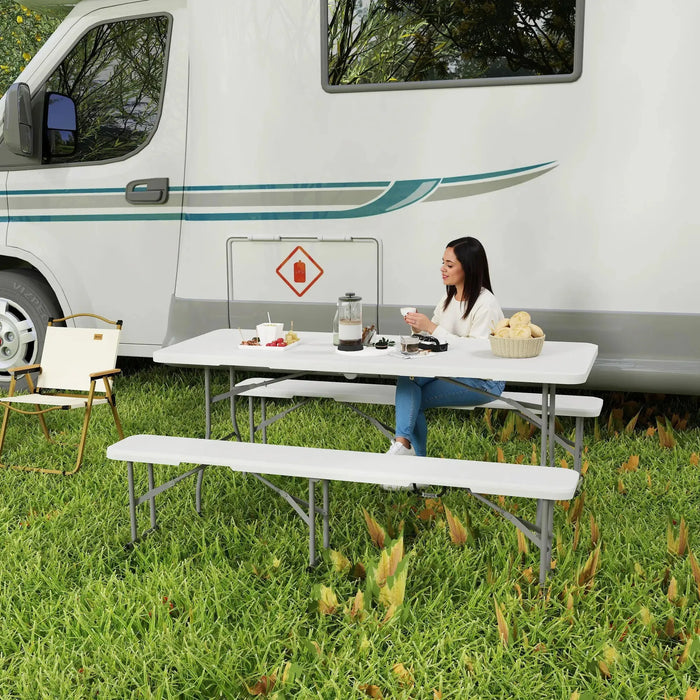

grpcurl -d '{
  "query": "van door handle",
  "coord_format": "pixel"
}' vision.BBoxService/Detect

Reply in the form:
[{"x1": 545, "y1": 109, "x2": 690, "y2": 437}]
[{"x1": 126, "y1": 178, "x2": 169, "y2": 204}]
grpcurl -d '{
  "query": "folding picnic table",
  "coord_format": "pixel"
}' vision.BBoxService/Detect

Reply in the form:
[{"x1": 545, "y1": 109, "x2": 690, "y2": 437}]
[
  {"x1": 153, "y1": 329, "x2": 598, "y2": 468},
  {"x1": 142, "y1": 330, "x2": 598, "y2": 576}
]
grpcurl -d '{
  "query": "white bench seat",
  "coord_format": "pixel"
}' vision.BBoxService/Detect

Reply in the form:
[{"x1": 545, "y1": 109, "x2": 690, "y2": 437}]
[
  {"x1": 235, "y1": 378, "x2": 603, "y2": 418},
  {"x1": 233, "y1": 378, "x2": 602, "y2": 471},
  {"x1": 107, "y1": 434, "x2": 580, "y2": 585}
]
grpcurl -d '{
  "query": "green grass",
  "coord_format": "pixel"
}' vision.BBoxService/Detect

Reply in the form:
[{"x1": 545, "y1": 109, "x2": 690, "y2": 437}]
[{"x1": 0, "y1": 361, "x2": 699, "y2": 699}]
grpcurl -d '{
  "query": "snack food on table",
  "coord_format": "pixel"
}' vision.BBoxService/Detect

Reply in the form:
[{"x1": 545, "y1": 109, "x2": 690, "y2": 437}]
[
  {"x1": 491, "y1": 311, "x2": 545, "y2": 339},
  {"x1": 240, "y1": 337, "x2": 261, "y2": 346},
  {"x1": 489, "y1": 311, "x2": 546, "y2": 358}
]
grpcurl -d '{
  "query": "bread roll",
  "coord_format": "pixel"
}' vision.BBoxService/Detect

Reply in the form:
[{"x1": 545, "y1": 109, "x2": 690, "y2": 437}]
[
  {"x1": 510, "y1": 311, "x2": 531, "y2": 327},
  {"x1": 510, "y1": 325, "x2": 532, "y2": 338}
]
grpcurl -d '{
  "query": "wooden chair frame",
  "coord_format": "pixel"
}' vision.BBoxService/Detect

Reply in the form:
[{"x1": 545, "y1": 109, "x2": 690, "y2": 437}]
[{"x1": 0, "y1": 313, "x2": 125, "y2": 475}]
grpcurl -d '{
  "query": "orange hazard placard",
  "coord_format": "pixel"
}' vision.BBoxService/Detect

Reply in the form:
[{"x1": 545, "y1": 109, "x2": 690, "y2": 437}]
[{"x1": 276, "y1": 246, "x2": 323, "y2": 297}]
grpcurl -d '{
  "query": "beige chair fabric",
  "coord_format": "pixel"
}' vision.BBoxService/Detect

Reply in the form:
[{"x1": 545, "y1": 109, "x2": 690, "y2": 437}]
[{"x1": 0, "y1": 313, "x2": 125, "y2": 475}]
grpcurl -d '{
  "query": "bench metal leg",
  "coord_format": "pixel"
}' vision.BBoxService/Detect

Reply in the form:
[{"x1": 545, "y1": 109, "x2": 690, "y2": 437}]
[
  {"x1": 538, "y1": 499, "x2": 554, "y2": 586},
  {"x1": 125, "y1": 462, "x2": 206, "y2": 546},
  {"x1": 470, "y1": 490, "x2": 555, "y2": 587},
  {"x1": 195, "y1": 469, "x2": 204, "y2": 514},
  {"x1": 308, "y1": 478, "x2": 330, "y2": 567}
]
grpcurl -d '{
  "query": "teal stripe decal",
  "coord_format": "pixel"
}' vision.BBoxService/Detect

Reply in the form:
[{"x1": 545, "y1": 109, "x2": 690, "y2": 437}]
[
  {"x1": 7, "y1": 181, "x2": 391, "y2": 196},
  {"x1": 4, "y1": 214, "x2": 182, "y2": 222},
  {"x1": 440, "y1": 161, "x2": 555, "y2": 184},
  {"x1": 183, "y1": 179, "x2": 439, "y2": 221},
  {"x1": 3, "y1": 163, "x2": 554, "y2": 222},
  {"x1": 182, "y1": 181, "x2": 390, "y2": 191}
]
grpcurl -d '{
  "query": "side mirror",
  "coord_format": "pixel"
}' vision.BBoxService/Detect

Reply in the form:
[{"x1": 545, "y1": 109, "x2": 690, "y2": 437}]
[
  {"x1": 3, "y1": 83, "x2": 34, "y2": 156},
  {"x1": 45, "y1": 92, "x2": 77, "y2": 158}
]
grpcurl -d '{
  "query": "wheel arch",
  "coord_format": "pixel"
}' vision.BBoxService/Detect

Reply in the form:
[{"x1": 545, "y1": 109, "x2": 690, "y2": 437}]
[{"x1": 0, "y1": 252, "x2": 69, "y2": 318}]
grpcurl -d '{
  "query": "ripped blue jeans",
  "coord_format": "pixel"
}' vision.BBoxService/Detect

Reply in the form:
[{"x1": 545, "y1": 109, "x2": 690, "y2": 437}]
[{"x1": 394, "y1": 376, "x2": 505, "y2": 457}]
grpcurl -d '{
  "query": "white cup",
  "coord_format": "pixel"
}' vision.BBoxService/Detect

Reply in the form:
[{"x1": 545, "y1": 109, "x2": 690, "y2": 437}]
[
  {"x1": 400, "y1": 306, "x2": 416, "y2": 317},
  {"x1": 256, "y1": 322, "x2": 284, "y2": 345}
]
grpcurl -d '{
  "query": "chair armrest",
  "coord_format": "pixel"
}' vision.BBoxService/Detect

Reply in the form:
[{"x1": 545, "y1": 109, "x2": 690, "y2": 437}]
[
  {"x1": 90, "y1": 368, "x2": 122, "y2": 380},
  {"x1": 8, "y1": 364, "x2": 41, "y2": 376}
]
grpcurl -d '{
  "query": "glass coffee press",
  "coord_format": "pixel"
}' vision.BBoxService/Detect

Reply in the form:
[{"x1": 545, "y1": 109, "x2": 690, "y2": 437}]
[{"x1": 335, "y1": 292, "x2": 363, "y2": 351}]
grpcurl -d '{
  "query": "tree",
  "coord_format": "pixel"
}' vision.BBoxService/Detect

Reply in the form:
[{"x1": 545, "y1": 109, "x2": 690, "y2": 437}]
[
  {"x1": 327, "y1": 0, "x2": 577, "y2": 86},
  {"x1": 0, "y1": 2, "x2": 66, "y2": 96}
]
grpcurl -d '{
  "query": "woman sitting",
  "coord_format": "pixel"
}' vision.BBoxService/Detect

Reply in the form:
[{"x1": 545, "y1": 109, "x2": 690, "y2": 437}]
[{"x1": 387, "y1": 236, "x2": 505, "y2": 458}]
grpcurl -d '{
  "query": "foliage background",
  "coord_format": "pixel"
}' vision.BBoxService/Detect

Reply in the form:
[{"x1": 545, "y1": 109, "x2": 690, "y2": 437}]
[{"x1": 0, "y1": 2, "x2": 66, "y2": 96}]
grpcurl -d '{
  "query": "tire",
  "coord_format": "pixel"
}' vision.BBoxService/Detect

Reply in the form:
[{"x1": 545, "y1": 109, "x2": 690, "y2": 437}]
[{"x1": 0, "y1": 269, "x2": 63, "y2": 389}]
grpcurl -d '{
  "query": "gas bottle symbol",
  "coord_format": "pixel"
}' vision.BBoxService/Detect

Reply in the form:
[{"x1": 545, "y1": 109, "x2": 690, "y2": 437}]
[{"x1": 293, "y1": 260, "x2": 306, "y2": 283}]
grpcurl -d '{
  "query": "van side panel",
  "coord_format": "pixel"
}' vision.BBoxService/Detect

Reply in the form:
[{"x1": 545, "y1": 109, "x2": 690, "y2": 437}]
[{"x1": 175, "y1": 0, "x2": 699, "y2": 391}]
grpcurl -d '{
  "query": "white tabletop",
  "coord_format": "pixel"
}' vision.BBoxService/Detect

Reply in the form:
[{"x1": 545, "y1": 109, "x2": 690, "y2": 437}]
[{"x1": 154, "y1": 330, "x2": 598, "y2": 385}]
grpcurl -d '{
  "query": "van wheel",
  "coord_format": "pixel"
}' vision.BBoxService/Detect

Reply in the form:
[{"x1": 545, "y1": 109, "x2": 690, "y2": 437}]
[{"x1": 0, "y1": 270, "x2": 62, "y2": 389}]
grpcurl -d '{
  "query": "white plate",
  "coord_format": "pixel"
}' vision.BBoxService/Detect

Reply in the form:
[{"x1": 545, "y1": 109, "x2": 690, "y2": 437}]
[{"x1": 239, "y1": 339, "x2": 301, "y2": 351}]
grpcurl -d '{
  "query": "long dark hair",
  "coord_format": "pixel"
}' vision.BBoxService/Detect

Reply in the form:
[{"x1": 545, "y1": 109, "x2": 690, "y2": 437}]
[{"x1": 442, "y1": 236, "x2": 494, "y2": 319}]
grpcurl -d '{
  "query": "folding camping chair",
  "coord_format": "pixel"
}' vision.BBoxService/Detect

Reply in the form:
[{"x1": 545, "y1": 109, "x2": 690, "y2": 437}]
[{"x1": 0, "y1": 313, "x2": 124, "y2": 475}]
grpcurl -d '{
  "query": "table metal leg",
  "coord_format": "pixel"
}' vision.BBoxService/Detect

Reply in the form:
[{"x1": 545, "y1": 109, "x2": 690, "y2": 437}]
[
  {"x1": 148, "y1": 463, "x2": 157, "y2": 531},
  {"x1": 230, "y1": 368, "x2": 241, "y2": 441},
  {"x1": 540, "y1": 385, "x2": 548, "y2": 467},
  {"x1": 261, "y1": 398, "x2": 267, "y2": 444},
  {"x1": 249, "y1": 396, "x2": 255, "y2": 443},
  {"x1": 204, "y1": 367, "x2": 212, "y2": 439},
  {"x1": 127, "y1": 461, "x2": 137, "y2": 543},
  {"x1": 548, "y1": 384, "x2": 557, "y2": 467},
  {"x1": 322, "y1": 480, "x2": 330, "y2": 549},
  {"x1": 574, "y1": 416, "x2": 583, "y2": 473},
  {"x1": 309, "y1": 479, "x2": 317, "y2": 567}
]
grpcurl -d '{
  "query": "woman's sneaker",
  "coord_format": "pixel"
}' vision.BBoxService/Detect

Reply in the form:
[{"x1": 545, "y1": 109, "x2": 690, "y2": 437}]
[
  {"x1": 386, "y1": 440, "x2": 416, "y2": 456},
  {"x1": 383, "y1": 441, "x2": 417, "y2": 490}
]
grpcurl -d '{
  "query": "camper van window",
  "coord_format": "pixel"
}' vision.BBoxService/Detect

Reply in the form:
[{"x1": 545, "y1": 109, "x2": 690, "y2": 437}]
[
  {"x1": 325, "y1": 0, "x2": 582, "y2": 90},
  {"x1": 44, "y1": 15, "x2": 170, "y2": 163}
]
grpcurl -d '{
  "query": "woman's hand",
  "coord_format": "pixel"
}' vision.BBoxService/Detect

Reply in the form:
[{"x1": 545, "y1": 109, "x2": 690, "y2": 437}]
[{"x1": 404, "y1": 311, "x2": 436, "y2": 334}]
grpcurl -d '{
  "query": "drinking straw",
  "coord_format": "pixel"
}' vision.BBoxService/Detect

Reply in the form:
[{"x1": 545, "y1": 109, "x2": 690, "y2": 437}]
[{"x1": 267, "y1": 312, "x2": 271, "y2": 323}]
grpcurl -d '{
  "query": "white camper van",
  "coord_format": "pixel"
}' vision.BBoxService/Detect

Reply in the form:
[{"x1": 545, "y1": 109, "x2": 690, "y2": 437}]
[{"x1": 0, "y1": 0, "x2": 698, "y2": 394}]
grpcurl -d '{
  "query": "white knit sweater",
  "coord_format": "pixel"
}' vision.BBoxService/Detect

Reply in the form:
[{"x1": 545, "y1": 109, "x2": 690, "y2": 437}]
[{"x1": 430, "y1": 288, "x2": 504, "y2": 342}]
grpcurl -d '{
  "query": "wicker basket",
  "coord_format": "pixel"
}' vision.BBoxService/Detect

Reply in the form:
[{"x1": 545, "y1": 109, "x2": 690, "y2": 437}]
[{"x1": 489, "y1": 334, "x2": 545, "y2": 358}]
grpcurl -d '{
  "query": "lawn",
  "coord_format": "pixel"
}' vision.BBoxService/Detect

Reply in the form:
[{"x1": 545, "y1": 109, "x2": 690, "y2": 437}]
[{"x1": 0, "y1": 360, "x2": 698, "y2": 699}]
